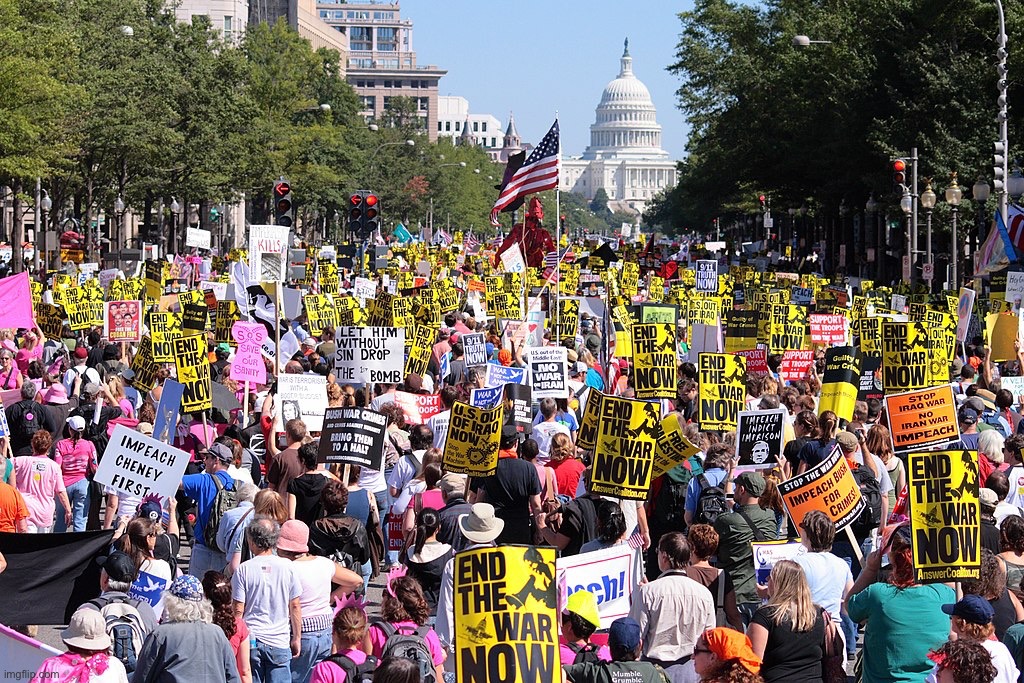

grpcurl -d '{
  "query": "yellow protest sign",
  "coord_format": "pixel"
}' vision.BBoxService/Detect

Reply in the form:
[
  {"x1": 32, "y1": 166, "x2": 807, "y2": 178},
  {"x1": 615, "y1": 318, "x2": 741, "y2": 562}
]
[
  {"x1": 485, "y1": 274, "x2": 523, "y2": 319},
  {"x1": 725, "y1": 310, "x2": 758, "y2": 353},
  {"x1": 558, "y1": 298, "x2": 579, "y2": 343},
  {"x1": 909, "y1": 449, "x2": 981, "y2": 583},
  {"x1": 576, "y1": 390, "x2": 603, "y2": 452},
  {"x1": 319, "y1": 259, "x2": 340, "y2": 296},
  {"x1": 147, "y1": 311, "x2": 181, "y2": 363},
  {"x1": 215, "y1": 301, "x2": 240, "y2": 345},
  {"x1": 631, "y1": 323, "x2": 676, "y2": 400},
  {"x1": 404, "y1": 324, "x2": 435, "y2": 378},
  {"x1": 129, "y1": 336, "x2": 159, "y2": 393},
  {"x1": 769, "y1": 303, "x2": 807, "y2": 354},
  {"x1": 443, "y1": 402, "x2": 502, "y2": 476},
  {"x1": 688, "y1": 296, "x2": 720, "y2": 327},
  {"x1": 818, "y1": 346, "x2": 861, "y2": 423},
  {"x1": 305, "y1": 294, "x2": 337, "y2": 337},
  {"x1": 173, "y1": 334, "x2": 212, "y2": 413},
  {"x1": 698, "y1": 353, "x2": 746, "y2": 431},
  {"x1": 590, "y1": 396, "x2": 659, "y2": 500},
  {"x1": 881, "y1": 321, "x2": 931, "y2": 393},
  {"x1": 653, "y1": 414, "x2": 700, "y2": 479},
  {"x1": 453, "y1": 546, "x2": 558, "y2": 683}
]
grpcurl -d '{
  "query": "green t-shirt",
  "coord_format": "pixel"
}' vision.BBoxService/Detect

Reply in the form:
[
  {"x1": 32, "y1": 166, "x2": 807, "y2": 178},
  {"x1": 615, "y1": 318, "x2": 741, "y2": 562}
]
[
  {"x1": 713, "y1": 504, "x2": 779, "y2": 604},
  {"x1": 847, "y1": 582, "x2": 954, "y2": 683},
  {"x1": 564, "y1": 661, "x2": 669, "y2": 683}
]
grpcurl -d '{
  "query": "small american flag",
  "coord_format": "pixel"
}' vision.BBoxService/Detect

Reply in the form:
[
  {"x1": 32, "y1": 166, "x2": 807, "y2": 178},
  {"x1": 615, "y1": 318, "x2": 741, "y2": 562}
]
[
  {"x1": 627, "y1": 529, "x2": 646, "y2": 550},
  {"x1": 464, "y1": 232, "x2": 481, "y2": 253},
  {"x1": 435, "y1": 228, "x2": 453, "y2": 247},
  {"x1": 543, "y1": 247, "x2": 576, "y2": 269},
  {"x1": 491, "y1": 232, "x2": 504, "y2": 249},
  {"x1": 490, "y1": 120, "x2": 560, "y2": 226}
]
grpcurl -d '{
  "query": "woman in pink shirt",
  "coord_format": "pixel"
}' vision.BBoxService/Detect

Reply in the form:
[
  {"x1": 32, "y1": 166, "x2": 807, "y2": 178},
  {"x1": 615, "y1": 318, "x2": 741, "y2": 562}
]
[
  {"x1": 14, "y1": 431, "x2": 70, "y2": 533},
  {"x1": 15, "y1": 330, "x2": 42, "y2": 375},
  {"x1": 310, "y1": 606, "x2": 373, "y2": 683},
  {"x1": 55, "y1": 415, "x2": 97, "y2": 532},
  {"x1": 0, "y1": 349, "x2": 22, "y2": 390},
  {"x1": 367, "y1": 573, "x2": 446, "y2": 681}
]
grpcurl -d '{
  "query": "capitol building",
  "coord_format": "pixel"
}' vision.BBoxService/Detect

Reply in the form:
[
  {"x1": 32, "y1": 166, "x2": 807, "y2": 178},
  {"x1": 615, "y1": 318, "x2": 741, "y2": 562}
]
[{"x1": 560, "y1": 40, "x2": 679, "y2": 215}]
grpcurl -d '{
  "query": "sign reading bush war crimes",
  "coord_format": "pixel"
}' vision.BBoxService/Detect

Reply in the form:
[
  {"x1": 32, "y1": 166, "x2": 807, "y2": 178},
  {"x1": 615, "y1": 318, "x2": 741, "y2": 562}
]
[
  {"x1": 454, "y1": 545, "x2": 558, "y2": 683},
  {"x1": 443, "y1": 402, "x2": 502, "y2": 476},
  {"x1": 885, "y1": 385, "x2": 960, "y2": 454},
  {"x1": 736, "y1": 409, "x2": 786, "y2": 468},
  {"x1": 590, "y1": 396, "x2": 660, "y2": 500},
  {"x1": 818, "y1": 346, "x2": 861, "y2": 423},
  {"x1": 909, "y1": 449, "x2": 981, "y2": 582},
  {"x1": 333, "y1": 326, "x2": 405, "y2": 385},
  {"x1": 779, "y1": 446, "x2": 864, "y2": 530},
  {"x1": 528, "y1": 347, "x2": 568, "y2": 399},
  {"x1": 317, "y1": 407, "x2": 387, "y2": 470},
  {"x1": 93, "y1": 424, "x2": 191, "y2": 499},
  {"x1": 172, "y1": 334, "x2": 211, "y2": 413},
  {"x1": 631, "y1": 323, "x2": 676, "y2": 400},
  {"x1": 698, "y1": 352, "x2": 746, "y2": 431}
]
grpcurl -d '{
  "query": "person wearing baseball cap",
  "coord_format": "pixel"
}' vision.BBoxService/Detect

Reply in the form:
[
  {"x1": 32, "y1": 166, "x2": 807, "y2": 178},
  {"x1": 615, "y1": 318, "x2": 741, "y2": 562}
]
[
  {"x1": 561, "y1": 590, "x2": 611, "y2": 664},
  {"x1": 934, "y1": 594, "x2": 1019, "y2": 683},
  {"x1": 53, "y1": 414, "x2": 98, "y2": 532},
  {"x1": 958, "y1": 406, "x2": 982, "y2": 450},
  {"x1": 564, "y1": 617, "x2": 668, "y2": 683}
]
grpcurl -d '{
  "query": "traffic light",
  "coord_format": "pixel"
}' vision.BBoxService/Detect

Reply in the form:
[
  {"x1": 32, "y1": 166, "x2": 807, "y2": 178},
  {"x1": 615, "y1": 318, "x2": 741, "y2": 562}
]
[
  {"x1": 348, "y1": 192, "x2": 380, "y2": 238},
  {"x1": 758, "y1": 194, "x2": 766, "y2": 211},
  {"x1": 892, "y1": 159, "x2": 907, "y2": 188},
  {"x1": 995, "y1": 141, "x2": 1007, "y2": 192},
  {"x1": 273, "y1": 179, "x2": 293, "y2": 227}
]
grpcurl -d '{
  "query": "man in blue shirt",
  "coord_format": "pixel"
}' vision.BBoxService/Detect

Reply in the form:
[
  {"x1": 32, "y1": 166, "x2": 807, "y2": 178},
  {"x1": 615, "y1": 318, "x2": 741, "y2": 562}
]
[
  {"x1": 180, "y1": 441, "x2": 235, "y2": 577},
  {"x1": 683, "y1": 443, "x2": 732, "y2": 527}
]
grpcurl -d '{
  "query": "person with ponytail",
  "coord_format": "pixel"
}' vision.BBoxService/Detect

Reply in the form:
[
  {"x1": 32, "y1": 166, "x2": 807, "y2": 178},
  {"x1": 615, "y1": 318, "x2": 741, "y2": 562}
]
[
  {"x1": 845, "y1": 523, "x2": 955, "y2": 682},
  {"x1": 796, "y1": 410, "x2": 838, "y2": 474},
  {"x1": 782, "y1": 410, "x2": 818, "y2": 478},
  {"x1": 203, "y1": 570, "x2": 252, "y2": 683},
  {"x1": 116, "y1": 517, "x2": 173, "y2": 619},
  {"x1": 404, "y1": 507, "x2": 453, "y2": 612}
]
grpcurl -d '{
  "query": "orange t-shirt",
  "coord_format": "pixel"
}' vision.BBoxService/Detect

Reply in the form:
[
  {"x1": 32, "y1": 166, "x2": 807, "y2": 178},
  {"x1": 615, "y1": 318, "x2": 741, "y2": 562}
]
[{"x1": 0, "y1": 482, "x2": 28, "y2": 532}]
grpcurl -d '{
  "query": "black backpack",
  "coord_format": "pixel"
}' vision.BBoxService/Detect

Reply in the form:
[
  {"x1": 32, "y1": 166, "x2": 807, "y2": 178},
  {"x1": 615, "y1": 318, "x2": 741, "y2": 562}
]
[
  {"x1": 371, "y1": 620, "x2": 436, "y2": 683},
  {"x1": 694, "y1": 474, "x2": 729, "y2": 526},
  {"x1": 324, "y1": 653, "x2": 378, "y2": 683},
  {"x1": 849, "y1": 466, "x2": 882, "y2": 539},
  {"x1": 651, "y1": 466, "x2": 694, "y2": 531},
  {"x1": 74, "y1": 404, "x2": 110, "y2": 458},
  {"x1": 565, "y1": 641, "x2": 602, "y2": 664}
]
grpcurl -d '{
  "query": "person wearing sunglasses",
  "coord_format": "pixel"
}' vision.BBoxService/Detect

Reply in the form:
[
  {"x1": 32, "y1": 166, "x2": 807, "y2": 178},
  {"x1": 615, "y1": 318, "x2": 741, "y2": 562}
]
[{"x1": 845, "y1": 524, "x2": 956, "y2": 683}]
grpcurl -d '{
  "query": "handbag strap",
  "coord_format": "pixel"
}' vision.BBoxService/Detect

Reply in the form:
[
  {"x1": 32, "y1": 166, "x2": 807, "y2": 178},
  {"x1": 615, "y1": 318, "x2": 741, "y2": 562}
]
[{"x1": 735, "y1": 506, "x2": 768, "y2": 542}]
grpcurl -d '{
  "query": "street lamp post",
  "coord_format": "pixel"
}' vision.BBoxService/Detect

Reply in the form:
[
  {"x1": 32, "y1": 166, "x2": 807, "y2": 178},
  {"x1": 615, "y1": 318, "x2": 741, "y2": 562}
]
[
  {"x1": 368, "y1": 139, "x2": 415, "y2": 174},
  {"x1": 40, "y1": 191, "x2": 52, "y2": 272},
  {"x1": 901, "y1": 187, "x2": 914, "y2": 283},
  {"x1": 920, "y1": 179, "x2": 936, "y2": 287},
  {"x1": 170, "y1": 197, "x2": 181, "y2": 256},
  {"x1": 973, "y1": 178, "x2": 991, "y2": 280},
  {"x1": 946, "y1": 173, "x2": 962, "y2": 289},
  {"x1": 995, "y1": 0, "x2": 1010, "y2": 230},
  {"x1": 114, "y1": 195, "x2": 125, "y2": 268}
]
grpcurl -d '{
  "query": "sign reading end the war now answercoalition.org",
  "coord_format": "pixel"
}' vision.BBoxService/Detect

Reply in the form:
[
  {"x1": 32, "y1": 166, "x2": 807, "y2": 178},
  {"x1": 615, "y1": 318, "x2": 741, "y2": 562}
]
[
  {"x1": 909, "y1": 449, "x2": 981, "y2": 583},
  {"x1": 589, "y1": 396, "x2": 660, "y2": 500}
]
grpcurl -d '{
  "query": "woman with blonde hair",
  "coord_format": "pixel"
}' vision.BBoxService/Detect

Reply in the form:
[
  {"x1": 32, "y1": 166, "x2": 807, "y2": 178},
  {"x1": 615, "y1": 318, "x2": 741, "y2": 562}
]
[
  {"x1": 106, "y1": 375, "x2": 134, "y2": 418},
  {"x1": 254, "y1": 489, "x2": 288, "y2": 525},
  {"x1": 747, "y1": 559, "x2": 825, "y2": 682},
  {"x1": 547, "y1": 432, "x2": 585, "y2": 498},
  {"x1": 865, "y1": 424, "x2": 903, "y2": 511}
]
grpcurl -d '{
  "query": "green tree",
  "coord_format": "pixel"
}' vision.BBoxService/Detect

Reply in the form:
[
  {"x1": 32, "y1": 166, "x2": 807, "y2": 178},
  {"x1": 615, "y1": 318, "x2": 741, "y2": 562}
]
[{"x1": 589, "y1": 188, "x2": 611, "y2": 216}]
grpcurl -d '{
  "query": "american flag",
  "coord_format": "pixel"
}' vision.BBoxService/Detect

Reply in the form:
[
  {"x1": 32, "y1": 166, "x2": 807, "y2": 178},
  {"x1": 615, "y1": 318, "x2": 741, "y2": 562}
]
[
  {"x1": 626, "y1": 529, "x2": 646, "y2": 550},
  {"x1": 490, "y1": 120, "x2": 560, "y2": 226},
  {"x1": 434, "y1": 228, "x2": 453, "y2": 247},
  {"x1": 543, "y1": 247, "x2": 576, "y2": 269},
  {"x1": 491, "y1": 231, "x2": 504, "y2": 249},
  {"x1": 464, "y1": 232, "x2": 481, "y2": 254}
]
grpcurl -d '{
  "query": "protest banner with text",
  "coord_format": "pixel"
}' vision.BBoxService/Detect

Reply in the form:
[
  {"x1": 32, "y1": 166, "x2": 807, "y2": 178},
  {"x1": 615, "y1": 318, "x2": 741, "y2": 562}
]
[
  {"x1": 779, "y1": 446, "x2": 864, "y2": 530},
  {"x1": 698, "y1": 352, "x2": 746, "y2": 431},
  {"x1": 631, "y1": 323, "x2": 676, "y2": 400},
  {"x1": 334, "y1": 326, "x2": 405, "y2": 385},
  {"x1": 172, "y1": 334, "x2": 212, "y2": 413},
  {"x1": 556, "y1": 544, "x2": 638, "y2": 629},
  {"x1": 317, "y1": 407, "x2": 387, "y2": 470},
  {"x1": 93, "y1": 424, "x2": 191, "y2": 499},
  {"x1": 735, "y1": 409, "x2": 786, "y2": 468},
  {"x1": 885, "y1": 385, "x2": 960, "y2": 454},
  {"x1": 443, "y1": 402, "x2": 502, "y2": 476},
  {"x1": 590, "y1": 396, "x2": 660, "y2": 500},
  {"x1": 528, "y1": 346, "x2": 568, "y2": 399},
  {"x1": 818, "y1": 346, "x2": 861, "y2": 423}
]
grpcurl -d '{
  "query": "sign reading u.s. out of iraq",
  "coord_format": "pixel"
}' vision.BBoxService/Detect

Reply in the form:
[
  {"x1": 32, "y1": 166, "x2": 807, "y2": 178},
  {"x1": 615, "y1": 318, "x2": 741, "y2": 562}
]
[
  {"x1": 317, "y1": 407, "x2": 387, "y2": 471},
  {"x1": 334, "y1": 326, "x2": 405, "y2": 385},
  {"x1": 93, "y1": 424, "x2": 191, "y2": 499},
  {"x1": 884, "y1": 385, "x2": 960, "y2": 454},
  {"x1": 909, "y1": 449, "x2": 980, "y2": 583},
  {"x1": 778, "y1": 446, "x2": 864, "y2": 530}
]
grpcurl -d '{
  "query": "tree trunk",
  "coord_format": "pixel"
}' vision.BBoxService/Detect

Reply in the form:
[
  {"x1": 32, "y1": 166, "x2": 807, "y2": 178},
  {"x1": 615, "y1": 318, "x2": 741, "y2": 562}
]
[{"x1": 11, "y1": 180, "x2": 23, "y2": 273}]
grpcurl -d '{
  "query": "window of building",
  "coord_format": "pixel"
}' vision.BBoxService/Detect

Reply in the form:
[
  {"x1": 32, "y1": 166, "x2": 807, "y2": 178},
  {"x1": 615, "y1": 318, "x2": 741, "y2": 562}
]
[
  {"x1": 418, "y1": 97, "x2": 428, "y2": 111},
  {"x1": 356, "y1": 80, "x2": 365, "y2": 88},
  {"x1": 359, "y1": 96, "x2": 375, "y2": 111},
  {"x1": 377, "y1": 27, "x2": 397, "y2": 51},
  {"x1": 350, "y1": 26, "x2": 372, "y2": 51},
  {"x1": 365, "y1": 80, "x2": 375, "y2": 87},
  {"x1": 491, "y1": 137, "x2": 496, "y2": 147},
  {"x1": 455, "y1": 121, "x2": 460, "y2": 131},
  {"x1": 482, "y1": 122, "x2": 487, "y2": 132},
  {"x1": 223, "y1": 15, "x2": 232, "y2": 35},
  {"x1": 383, "y1": 96, "x2": 391, "y2": 109},
  {"x1": 373, "y1": 11, "x2": 394, "y2": 20},
  {"x1": 438, "y1": 122, "x2": 442, "y2": 132},
  {"x1": 404, "y1": 57, "x2": 412, "y2": 66},
  {"x1": 347, "y1": 10, "x2": 369, "y2": 19},
  {"x1": 380, "y1": 59, "x2": 398, "y2": 68},
  {"x1": 383, "y1": 80, "x2": 392, "y2": 88},
  {"x1": 473, "y1": 121, "x2": 479, "y2": 132},
  {"x1": 445, "y1": 121, "x2": 451, "y2": 132},
  {"x1": 334, "y1": 10, "x2": 344, "y2": 18},
  {"x1": 319, "y1": 10, "x2": 329, "y2": 19},
  {"x1": 410, "y1": 80, "x2": 418, "y2": 88}
]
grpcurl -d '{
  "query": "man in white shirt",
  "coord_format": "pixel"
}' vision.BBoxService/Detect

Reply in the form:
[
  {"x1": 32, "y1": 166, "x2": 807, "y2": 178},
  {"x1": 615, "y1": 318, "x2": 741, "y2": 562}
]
[
  {"x1": 62, "y1": 347, "x2": 101, "y2": 396},
  {"x1": 1002, "y1": 434, "x2": 1024, "y2": 509},
  {"x1": 532, "y1": 398, "x2": 570, "y2": 461}
]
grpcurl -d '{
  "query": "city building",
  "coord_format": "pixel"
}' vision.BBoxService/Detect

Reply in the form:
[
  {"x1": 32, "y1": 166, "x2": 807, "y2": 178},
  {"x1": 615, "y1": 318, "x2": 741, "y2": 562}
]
[
  {"x1": 315, "y1": 2, "x2": 446, "y2": 140},
  {"x1": 560, "y1": 39, "x2": 678, "y2": 215},
  {"x1": 437, "y1": 96, "x2": 502, "y2": 158}
]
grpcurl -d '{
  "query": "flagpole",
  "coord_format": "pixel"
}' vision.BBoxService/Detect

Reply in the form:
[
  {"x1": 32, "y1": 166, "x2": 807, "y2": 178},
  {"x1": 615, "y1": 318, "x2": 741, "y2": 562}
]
[{"x1": 554, "y1": 112, "x2": 561, "y2": 344}]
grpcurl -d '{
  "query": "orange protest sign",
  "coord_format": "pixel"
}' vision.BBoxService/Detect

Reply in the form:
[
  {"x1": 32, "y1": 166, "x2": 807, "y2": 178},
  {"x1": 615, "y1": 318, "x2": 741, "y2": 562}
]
[
  {"x1": 884, "y1": 385, "x2": 960, "y2": 454},
  {"x1": 779, "y1": 446, "x2": 864, "y2": 530}
]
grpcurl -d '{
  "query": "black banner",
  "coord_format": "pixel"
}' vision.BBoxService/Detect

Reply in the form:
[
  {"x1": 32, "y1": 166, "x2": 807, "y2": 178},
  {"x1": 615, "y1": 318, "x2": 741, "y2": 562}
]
[
  {"x1": 504, "y1": 383, "x2": 533, "y2": 435},
  {"x1": 317, "y1": 407, "x2": 387, "y2": 470}
]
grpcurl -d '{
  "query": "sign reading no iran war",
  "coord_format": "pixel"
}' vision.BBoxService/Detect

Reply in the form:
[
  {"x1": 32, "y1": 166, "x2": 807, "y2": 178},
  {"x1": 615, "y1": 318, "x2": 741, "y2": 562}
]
[
  {"x1": 528, "y1": 347, "x2": 568, "y2": 399},
  {"x1": 334, "y1": 326, "x2": 405, "y2": 385}
]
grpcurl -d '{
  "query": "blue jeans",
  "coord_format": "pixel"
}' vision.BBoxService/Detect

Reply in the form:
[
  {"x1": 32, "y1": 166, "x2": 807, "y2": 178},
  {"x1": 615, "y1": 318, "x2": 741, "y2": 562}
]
[
  {"x1": 291, "y1": 628, "x2": 331, "y2": 683},
  {"x1": 251, "y1": 640, "x2": 291, "y2": 683},
  {"x1": 188, "y1": 543, "x2": 226, "y2": 578},
  {"x1": 55, "y1": 478, "x2": 90, "y2": 532},
  {"x1": 833, "y1": 536, "x2": 872, "y2": 655}
]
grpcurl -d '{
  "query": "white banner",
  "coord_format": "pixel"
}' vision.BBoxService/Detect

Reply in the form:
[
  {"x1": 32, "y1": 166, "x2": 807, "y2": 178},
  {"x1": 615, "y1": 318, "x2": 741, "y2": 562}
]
[
  {"x1": 527, "y1": 346, "x2": 568, "y2": 399},
  {"x1": 275, "y1": 373, "x2": 328, "y2": 432},
  {"x1": 93, "y1": 424, "x2": 191, "y2": 500},
  {"x1": 185, "y1": 227, "x2": 212, "y2": 250},
  {"x1": 556, "y1": 544, "x2": 639, "y2": 629},
  {"x1": 333, "y1": 326, "x2": 405, "y2": 385},
  {"x1": 248, "y1": 225, "x2": 289, "y2": 282},
  {"x1": 499, "y1": 243, "x2": 526, "y2": 274}
]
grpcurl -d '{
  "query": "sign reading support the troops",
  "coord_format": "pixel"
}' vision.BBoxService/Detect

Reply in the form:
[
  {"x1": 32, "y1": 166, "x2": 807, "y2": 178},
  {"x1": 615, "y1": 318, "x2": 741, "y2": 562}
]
[
  {"x1": 317, "y1": 407, "x2": 387, "y2": 471},
  {"x1": 93, "y1": 424, "x2": 191, "y2": 499},
  {"x1": 698, "y1": 353, "x2": 746, "y2": 431},
  {"x1": 779, "y1": 350, "x2": 815, "y2": 382},
  {"x1": 885, "y1": 385, "x2": 960, "y2": 454},
  {"x1": 443, "y1": 402, "x2": 502, "y2": 476},
  {"x1": 631, "y1": 323, "x2": 676, "y2": 400},
  {"x1": 173, "y1": 334, "x2": 212, "y2": 413},
  {"x1": 817, "y1": 346, "x2": 861, "y2": 422},
  {"x1": 589, "y1": 396, "x2": 660, "y2": 500},
  {"x1": 809, "y1": 314, "x2": 848, "y2": 345},
  {"x1": 779, "y1": 446, "x2": 864, "y2": 530},
  {"x1": 909, "y1": 449, "x2": 981, "y2": 582},
  {"x1": 334, "y1": 327, "x2": 405, "y2": 385},
  {"x1": 454, "y1": 545, "x2": 558, "y2": 683},
  {"x1": 735, "y1": 409, "x2": 786, "y2": 468},
  {"x1": 528, "y1": 347, "x2": 568, "y2": 399},
  {"x1": 463, "y1": 333, "x2": 488, "y2": 367},
  {"x1": 696, "y1": 260, "x2": 718, "y2": 292}
]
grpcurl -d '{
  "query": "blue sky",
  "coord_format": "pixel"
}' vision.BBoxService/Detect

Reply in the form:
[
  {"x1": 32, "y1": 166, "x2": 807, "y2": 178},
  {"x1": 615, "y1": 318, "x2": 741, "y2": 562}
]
[{"x1": 400, "y1": 0, "x2": 693, "y2": 158}]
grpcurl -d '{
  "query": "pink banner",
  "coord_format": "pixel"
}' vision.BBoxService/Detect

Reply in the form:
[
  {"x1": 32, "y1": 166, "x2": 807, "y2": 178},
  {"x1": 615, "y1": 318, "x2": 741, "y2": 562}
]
[
  {"x1": 780, "y1": 350, "x2": 815, "y2": 382},
  {"x1": 229, "y1": 321, "x2": 267, "y2": 385},
  {"x1": 0, "y1": 272, "x2": 35, "y2": 330},
  {"x1": 809, "y1": 314, "x2": 848, "y2": 345}
]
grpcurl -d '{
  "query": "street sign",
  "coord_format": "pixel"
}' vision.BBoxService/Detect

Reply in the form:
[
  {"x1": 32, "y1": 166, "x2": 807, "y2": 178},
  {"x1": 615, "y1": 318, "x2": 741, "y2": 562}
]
[
  {"x1": 922, "y1": 262, "x2": 934, "y2": 282},
  {"x1": 902, "y1": 255, "x2": 911, "y2": 282}
]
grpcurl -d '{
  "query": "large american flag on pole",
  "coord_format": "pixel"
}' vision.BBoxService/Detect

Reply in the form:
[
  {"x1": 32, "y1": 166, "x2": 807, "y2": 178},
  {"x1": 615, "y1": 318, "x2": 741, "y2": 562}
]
[{"x1": 490, "y1": 119, "x2": 560, "y2": 226}]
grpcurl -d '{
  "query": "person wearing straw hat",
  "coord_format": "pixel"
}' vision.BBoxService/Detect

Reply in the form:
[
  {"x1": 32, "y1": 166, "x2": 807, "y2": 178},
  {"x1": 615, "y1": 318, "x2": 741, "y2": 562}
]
[
  {"x1": 34, "y1": 608, "x2": 129, "y2": 682},
  {"x1": 434, "y1": 503, "x2": 504, "y2": 669}
]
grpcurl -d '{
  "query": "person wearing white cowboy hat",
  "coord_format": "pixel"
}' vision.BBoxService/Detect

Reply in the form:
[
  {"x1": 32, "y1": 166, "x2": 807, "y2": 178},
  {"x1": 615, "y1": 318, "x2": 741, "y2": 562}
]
[
  {"x1": 434, "y1": 503, "x2": 504, "y2": 670},
  {"x1": 34, "y1": 608, "x2": 130, "y2": 682}
]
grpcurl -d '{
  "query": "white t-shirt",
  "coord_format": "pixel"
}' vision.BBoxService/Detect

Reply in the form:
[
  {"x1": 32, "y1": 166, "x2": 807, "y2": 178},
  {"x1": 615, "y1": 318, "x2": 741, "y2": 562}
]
[
  {"x1": 925, "y1": 638, "x2": 1019, "y2": 683},
  {"x1": 532, "y1": 420, "x2": 570, "y2": 460},
  {"x1": 290, "y1": 556, "x2": 336, "y2": 624},
  {"x1": 61, "y1": 364, "x2": 101, "y2": 395},
  {"x1": 428, "y1": 410, "x2": 451, "y2": 450},
  {"x1": 129, "y1": 557, "x2": 173, "y2": 621},
  {"x1": 232, "y1": 554, "x2": 301, "y2": 649},
  {"x1": 387, "y1": 451, "x2": 425, "y2": 496},
  {"x1": 793, "y1": 551, "x2": 852, "y2": 621},
  {"x1": 358, "y1": 466, "x2": 387, "y2": 495},
  {"x1": 1006, "y1": 465, "x2": 1024, "y2": 509}
]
